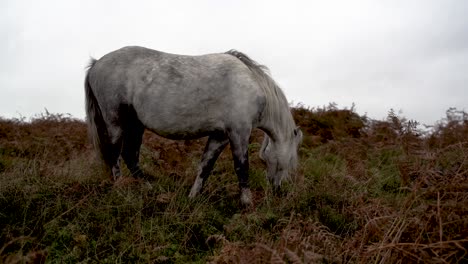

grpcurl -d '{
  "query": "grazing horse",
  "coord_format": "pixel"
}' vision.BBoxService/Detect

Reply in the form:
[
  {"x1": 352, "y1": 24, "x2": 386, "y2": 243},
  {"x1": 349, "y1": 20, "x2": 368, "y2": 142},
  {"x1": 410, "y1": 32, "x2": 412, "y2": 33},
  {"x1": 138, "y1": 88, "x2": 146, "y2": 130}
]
[{"x1": 84, "y1": 46, "x2": 302, "y2": 205}]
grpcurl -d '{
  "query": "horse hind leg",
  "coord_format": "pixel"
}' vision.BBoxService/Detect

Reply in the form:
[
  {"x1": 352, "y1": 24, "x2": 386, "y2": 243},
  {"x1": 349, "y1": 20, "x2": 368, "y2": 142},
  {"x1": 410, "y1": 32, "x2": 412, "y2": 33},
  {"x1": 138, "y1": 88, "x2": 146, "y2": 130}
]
[
  {"x1": 189, "y1": 133, "x2": 229, "y2": 198},
  {"x1": 102, "y1": 125, "x2": 124, "y2": 181},
  {"x1": 121, "y1": 119, "x2": 145, "y2": 178}
]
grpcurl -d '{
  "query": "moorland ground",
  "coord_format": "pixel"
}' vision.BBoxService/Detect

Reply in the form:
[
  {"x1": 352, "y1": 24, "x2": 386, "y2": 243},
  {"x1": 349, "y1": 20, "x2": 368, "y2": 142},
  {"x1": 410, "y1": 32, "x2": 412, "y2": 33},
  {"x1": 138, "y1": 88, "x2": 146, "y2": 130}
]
[{"x1": 0, "y1": 105, "x2": 467, "y2": 263}]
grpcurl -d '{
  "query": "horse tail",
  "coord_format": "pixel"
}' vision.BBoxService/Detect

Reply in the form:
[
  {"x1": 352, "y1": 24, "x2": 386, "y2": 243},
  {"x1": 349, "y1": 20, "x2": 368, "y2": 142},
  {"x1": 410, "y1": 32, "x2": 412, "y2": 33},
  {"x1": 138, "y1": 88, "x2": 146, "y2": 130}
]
[{"x1": 84, "y1": 58, "x2": 111, "y2": 169}]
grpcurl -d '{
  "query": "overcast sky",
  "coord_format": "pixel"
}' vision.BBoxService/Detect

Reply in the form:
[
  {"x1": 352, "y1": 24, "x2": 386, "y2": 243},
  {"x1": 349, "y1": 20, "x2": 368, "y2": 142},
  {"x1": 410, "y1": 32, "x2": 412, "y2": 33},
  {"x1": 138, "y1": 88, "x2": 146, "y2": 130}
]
[{"x1": 1, "y1": 0, "x2": 467, "y2": 125}]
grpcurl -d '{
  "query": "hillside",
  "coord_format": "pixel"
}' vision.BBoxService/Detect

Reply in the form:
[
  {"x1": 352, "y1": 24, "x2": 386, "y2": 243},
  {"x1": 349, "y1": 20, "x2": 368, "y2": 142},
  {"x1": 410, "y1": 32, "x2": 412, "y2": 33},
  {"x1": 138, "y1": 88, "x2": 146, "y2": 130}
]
[{"x1": 0, "y1": 106, "x2": 467, "y2": 263}]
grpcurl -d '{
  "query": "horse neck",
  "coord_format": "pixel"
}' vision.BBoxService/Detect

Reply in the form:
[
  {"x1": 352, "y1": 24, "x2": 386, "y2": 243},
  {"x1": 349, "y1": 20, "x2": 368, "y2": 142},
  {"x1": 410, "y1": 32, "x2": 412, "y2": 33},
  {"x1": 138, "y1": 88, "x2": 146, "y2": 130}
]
[
  {"x1": 260, "y1": 102, "x2": 295, "y2": 146},
  {"x1": 254, "y1": 69, "x2": 295, "y2": 151}
]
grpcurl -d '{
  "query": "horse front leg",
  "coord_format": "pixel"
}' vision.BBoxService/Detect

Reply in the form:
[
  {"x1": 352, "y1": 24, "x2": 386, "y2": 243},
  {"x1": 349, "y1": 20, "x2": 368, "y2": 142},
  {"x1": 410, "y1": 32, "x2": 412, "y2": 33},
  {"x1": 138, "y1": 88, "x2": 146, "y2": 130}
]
[
  {"x1": 189, "y1": 133, "x2": 228, "y2": 198},
  {"x1": 228, "y1": 129, "x2": 253, "y2": 206}
]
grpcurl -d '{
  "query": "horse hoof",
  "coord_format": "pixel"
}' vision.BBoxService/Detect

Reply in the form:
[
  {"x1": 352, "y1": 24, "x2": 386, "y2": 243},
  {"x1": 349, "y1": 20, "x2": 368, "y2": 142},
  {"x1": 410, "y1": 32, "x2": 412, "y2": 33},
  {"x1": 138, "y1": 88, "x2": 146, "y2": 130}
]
[
  {"x1": 240, "y1": 188, "x2": 253, "y2": 206},
  {"x1": 273, "y1": 185, "x2": 283, "y2": 196},
  {"x1": 188, "y1": 186, "x2": 200, "y2": 199},
  {"x1": 188, "y1": 190, "x2": 198, "y2": 199},
  {"x1": 189, "y1": 177, "x2": 204, "y2": 199},
  {"x1": 132, "y1": 169, "x2": 145, "y2": 179}
]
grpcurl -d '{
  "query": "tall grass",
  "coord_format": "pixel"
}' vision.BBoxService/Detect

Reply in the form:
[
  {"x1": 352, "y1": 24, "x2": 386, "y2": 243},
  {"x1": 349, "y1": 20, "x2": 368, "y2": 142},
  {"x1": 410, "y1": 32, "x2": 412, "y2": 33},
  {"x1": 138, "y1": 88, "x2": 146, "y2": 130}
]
[{"x1": 0, "y1": 107, "x2": 467, "y2": 263}]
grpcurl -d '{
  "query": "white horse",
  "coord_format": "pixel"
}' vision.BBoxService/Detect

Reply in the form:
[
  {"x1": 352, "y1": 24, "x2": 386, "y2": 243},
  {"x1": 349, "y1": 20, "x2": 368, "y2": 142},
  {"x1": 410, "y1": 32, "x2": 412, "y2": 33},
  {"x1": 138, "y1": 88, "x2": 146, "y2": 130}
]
[{"x1": 84, "y1": 46, "x2": 302, "y2": 205}]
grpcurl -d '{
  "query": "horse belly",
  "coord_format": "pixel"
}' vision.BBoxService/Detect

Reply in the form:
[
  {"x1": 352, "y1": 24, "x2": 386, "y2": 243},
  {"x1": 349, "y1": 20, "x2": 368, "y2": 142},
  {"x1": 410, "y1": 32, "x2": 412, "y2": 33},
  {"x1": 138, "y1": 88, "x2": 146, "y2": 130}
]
[{"x1": 136, "y1": 98, "x2": 228, "y2": 140}]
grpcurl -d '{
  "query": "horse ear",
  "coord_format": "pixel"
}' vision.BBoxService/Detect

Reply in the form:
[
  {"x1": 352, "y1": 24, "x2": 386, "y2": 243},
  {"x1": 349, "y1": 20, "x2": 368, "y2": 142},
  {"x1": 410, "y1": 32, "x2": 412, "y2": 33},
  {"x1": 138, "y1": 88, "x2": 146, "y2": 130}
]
[{"x1": 294, "y1": 127, "x2": 303, "y2": 143}]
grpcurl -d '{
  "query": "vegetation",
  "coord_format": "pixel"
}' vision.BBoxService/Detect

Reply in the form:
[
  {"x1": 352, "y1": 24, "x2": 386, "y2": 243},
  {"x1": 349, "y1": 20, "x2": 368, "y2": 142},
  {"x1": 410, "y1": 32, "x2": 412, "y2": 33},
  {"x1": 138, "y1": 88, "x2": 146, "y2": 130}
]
[{"x1": 0, "y1": 106, "x2": 467, "y2": 263}]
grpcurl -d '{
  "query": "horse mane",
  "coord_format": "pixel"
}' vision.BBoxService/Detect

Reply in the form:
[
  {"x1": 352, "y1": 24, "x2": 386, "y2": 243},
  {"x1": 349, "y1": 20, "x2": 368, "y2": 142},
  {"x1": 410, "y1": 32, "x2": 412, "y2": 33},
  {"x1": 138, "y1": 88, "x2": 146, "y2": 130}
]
[{"x1": 225, "y1": 50, "x2": 296, "y2": 140}]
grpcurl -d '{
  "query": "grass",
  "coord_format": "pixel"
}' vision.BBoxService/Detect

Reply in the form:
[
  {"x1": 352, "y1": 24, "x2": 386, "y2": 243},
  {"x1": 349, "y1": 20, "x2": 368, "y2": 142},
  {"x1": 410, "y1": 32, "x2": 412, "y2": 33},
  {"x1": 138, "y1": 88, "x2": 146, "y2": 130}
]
[{"x1": 0, "y1": 106, "x2": 467, "y2": 263}]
